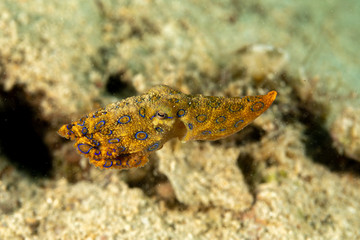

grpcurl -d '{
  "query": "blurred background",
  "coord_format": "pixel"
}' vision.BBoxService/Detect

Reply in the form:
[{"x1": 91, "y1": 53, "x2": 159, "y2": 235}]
[{"x1": 0, "y1": 0, "x2": 359, "y2": 239}]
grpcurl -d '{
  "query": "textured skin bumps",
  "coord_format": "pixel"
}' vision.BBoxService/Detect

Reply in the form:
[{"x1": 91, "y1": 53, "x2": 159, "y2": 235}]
[{"x1": 58, "y1": 85, "x2": 277, "y2": 170}]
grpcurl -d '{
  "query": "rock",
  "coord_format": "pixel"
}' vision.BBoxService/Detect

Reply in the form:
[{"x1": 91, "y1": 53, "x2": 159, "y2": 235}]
[{"x1": 157, "y1": 141, "x2": 253, "y2": 211}]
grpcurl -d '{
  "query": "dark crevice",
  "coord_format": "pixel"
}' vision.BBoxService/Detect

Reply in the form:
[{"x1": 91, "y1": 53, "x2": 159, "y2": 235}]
[
  {"x1": 236, "y1": 152, "x2": 258, "y2": 198},
  {"x1": 234, "y1": 126, "x2": 265, "y2": 145},
  {"x1": 303, "y1": 120, "x2": 360, "y2": 174},
  {"x1": 105, "y1": 71, "x2": 137, "y2": 98},
  {"x1": 126, "y1": 156, "x2": 187, "y2": 210},
  {"x1": 0, "y1": 85, "x2": 52, "y2": 177},
  {"x1": 126, "y1": 162, "x2": 167, "y2": 196},
  {"x1": 278, "y1": 72, "x2": 360, "y2": 175},
  {"x1": 296, "y1": 100, "x2": 360, "y2": 175}
]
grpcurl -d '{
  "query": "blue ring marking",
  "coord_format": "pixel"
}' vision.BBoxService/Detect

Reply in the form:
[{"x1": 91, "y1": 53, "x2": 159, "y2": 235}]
[
  {"x1": 169, "y1": 89, "x2": 180, "y2": 95},
  {"x1": 106, "y1": 148, "x2": 116, "y2": 156},
  {"x1": 95, "y1": 120, "x2": 105, "y2": 130},
  {"x1": 188, "y1": 123, "x2": 193, "y2": 130},
  {"x1": 118, "y1": 146, "x2": 126, "y2": 152},
  {"x1": 169, "y1": 98, "x2": 180, "y2": 103},
  {"x1": 85, "y1": 133, "x2": 93, "y2": 140},
  {"x1": 102, "y1": 129, "x2": 113, "y2": 135},
  {"x1": 66, "y1": 124, "x2": 73, "y2": 130},
  {"x1": 207, "y1": 98, "x2": 221, "y2": 108},
  {"x1": 234, "y1": 119, "x2": 244, "y2": 128},
  {"x1": 77, "y1": 143, "x2": 93, "y2": 154},
  {"x1": 135, "y1": 98, "x2": 144, "y2": 103},
  {"x1": 196, "y1": 114, "x2": 207, "y2": 123},
  {"x1": 148, "y1": 142, "x2": 160, "y2": 151},
  {"x1": 77, "y1": 120, "x2": 85, "y2": 126},
  {"x1": 92, "y1": 152, "x2": 102, "y2": 160},
  {"x1": 108, "y1": 138, "x2": 120, "y2": 144},
  {"x1": 118, "y1": 115, "x2": 131, "y2": 124},
  {"x1": 133, "y1": 158, "x2": 142, "y2": 166},
  {"x1": 219, "y1": 128, "x2": 226, "y2": 132},
  {"x1": 100, "y1": 129, "x2": 112, "y2": 135},
  {"x1": 251, "y1": 102, "x2": 265, "y2": 112},
  {"x1": 216, "y1": 116, "x2": 226, "y2": 124},
  {"x1": 94, "y1": 149, "x2": 101, "y2": 156},
  {"x1": 229, "y1": 104, "x2": 244, "y2": 112},
  {"x1": 155, "y1": 127, "x2": 164, "y2": 133},
  {"x1": 135, "y1": 131, "x2": 148, "y2": 140},
  {"x1": 103, "y1": 160, "x2": 113, "y2": 168},
  {"x1": 177, "y1": 109, "x2": 186, "y2": 117},
  {"x1": 81, "y1": 127, "x2": 88, "y2": 135},
  {"x1": 92, "y1": 111, "x2": 99, "y2": 118},
  {"x1": 150, "y1": 96, "x2": 161, "y2": 102},
  {"x1": 115, "y1": 159, "x2": 123, "y2": 166},
  {"x1": 202, "y1": 130, "x2": 212, "y2": 135},
  {"x1": 67, "y1": 130, "x2": 74, "y2": 136},
  {"x1": 92, "y1": 140, "x2": 100, "y2": 147},
  {"x1": 139, "y1": 107, "x2": 146, "y2": 118}
]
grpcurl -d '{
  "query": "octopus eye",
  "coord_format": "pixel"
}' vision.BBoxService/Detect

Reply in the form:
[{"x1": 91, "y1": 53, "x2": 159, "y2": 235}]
[{"x1": 156, "y1": 111, "x2": 167, "y2": 119}]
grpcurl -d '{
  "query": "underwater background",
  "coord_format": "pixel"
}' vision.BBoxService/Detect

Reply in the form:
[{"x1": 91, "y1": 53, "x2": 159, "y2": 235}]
[{"x1": 0, "y1": 0, "x2": 359, "y2": 239}]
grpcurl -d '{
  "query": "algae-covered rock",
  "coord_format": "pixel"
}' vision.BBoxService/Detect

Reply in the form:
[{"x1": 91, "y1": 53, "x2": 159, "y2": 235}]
[
  {"x1": 1, "y1": 0, "x2": 360, "y2": 239},
  {"x1": 158, "y1": 141, "x2": 253, "y2": 211},
  {"x1": 331, "y1": 107, "x2": 360, "y2": 162},
  {"x1": 0, "y1": 0, "x2": 104, "y2": 120}
]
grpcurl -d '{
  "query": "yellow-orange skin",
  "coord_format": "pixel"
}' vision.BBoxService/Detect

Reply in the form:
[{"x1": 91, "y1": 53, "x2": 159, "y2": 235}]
[{"x1": 58, "y1": 85, "x2": 277, "y2": 170}]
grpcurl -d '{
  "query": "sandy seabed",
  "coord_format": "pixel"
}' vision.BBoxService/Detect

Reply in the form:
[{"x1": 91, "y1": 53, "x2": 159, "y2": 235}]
[{"x1": 1, "y1": 0, "x2": 360, "y2": 239}]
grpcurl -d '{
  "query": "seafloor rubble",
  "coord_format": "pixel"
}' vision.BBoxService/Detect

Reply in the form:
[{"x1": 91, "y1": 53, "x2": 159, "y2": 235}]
[{"x1": 0, "y1": 0, "x2": 360, "y2": 239}]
